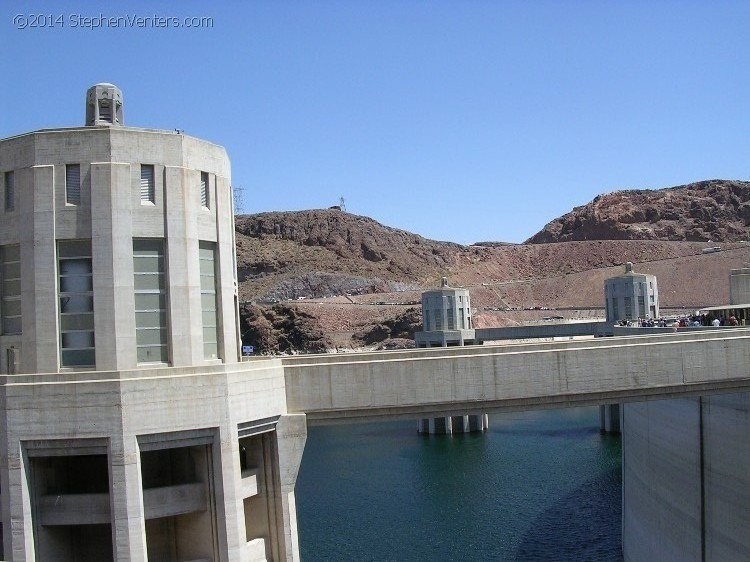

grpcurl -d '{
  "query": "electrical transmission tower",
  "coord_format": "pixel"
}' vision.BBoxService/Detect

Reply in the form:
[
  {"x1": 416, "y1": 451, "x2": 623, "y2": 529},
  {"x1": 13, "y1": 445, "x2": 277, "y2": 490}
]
[{"x1": 233, "y1": 185, "x2": 246, "y2": 215}]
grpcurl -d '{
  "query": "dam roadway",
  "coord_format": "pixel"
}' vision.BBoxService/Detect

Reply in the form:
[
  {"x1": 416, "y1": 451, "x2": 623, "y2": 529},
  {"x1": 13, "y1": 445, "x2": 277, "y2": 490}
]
[{"x1": 281, "y1": 327, "x2": 750, "y2": 422}]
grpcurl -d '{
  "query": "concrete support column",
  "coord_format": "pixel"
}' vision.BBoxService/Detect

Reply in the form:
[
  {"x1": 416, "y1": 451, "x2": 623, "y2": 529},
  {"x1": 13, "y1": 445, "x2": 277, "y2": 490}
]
[
  {"x1": 19, "y1": 165, "x2": 57, "y2": 373},
  {"x1": 165, "y1": 166, "x2": 202, "y2": 367},
  {"x1": 600, "y1": 404, "x2": 621, "y2": 433},
  {"x1": 468, "y1": 414, "x2": 489, "y2": 432},
  {"x1": 215, "y1": 425, "x2": 247, "y2": 562},
  {"x1": 216, "y1": 175, "x2": 239, "y2": 362},
  {"x1": 432, "y1": 417, "x2": 451, "y2": 434},
  {"x1": 92, "y1": 162, "x2": 136, "y2": 370},
  {"x1": 273, "y1": 414, "x2": 307, "y2": 562},
  {"x1": 418, "y1": 414, "x2": 488, "y2": 434},
  {"x1": 110, "y1": 436, "x2": 147, "y2": 562},
  {"x1": 1, "y1": 435, "x2": 35, "y2": 560}
]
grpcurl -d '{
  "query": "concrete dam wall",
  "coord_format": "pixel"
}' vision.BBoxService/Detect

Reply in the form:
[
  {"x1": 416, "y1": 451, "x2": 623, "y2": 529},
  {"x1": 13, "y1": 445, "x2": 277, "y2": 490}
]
[{"x1": 622, "y1": 393, "x2": 750, "y2": 561}]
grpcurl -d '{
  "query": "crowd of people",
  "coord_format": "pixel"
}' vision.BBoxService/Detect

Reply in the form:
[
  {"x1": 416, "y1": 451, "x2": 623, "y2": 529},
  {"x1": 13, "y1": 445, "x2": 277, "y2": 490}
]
[{"x1": 621, "y1": 314, "x2": 742, "y2": 328}]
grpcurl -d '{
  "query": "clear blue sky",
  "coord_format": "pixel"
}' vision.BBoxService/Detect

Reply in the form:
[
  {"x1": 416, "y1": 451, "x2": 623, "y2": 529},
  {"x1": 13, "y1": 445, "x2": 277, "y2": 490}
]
[{"x1": 2, "y1": 1, "x2": 749, "y2": 244}]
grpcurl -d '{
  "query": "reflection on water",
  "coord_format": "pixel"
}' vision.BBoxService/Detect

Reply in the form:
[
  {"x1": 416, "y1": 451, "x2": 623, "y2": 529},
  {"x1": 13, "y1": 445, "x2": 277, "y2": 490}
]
[{"x1": 297, "y1": 408, "x2": 622, "y2": 561}]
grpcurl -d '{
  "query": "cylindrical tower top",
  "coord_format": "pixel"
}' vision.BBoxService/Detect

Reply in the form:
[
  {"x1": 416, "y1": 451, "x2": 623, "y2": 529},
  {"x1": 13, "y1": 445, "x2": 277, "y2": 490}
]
[{"x1": 86, "y1": 83, "x2": 123, "y2": 126}]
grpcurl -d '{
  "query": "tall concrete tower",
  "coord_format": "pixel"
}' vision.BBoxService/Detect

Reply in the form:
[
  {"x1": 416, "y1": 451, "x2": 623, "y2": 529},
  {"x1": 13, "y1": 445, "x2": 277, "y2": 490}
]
[
  {"x1": 413, "y1": 278, "x2": 486, "y2": 433},
  {"x1": 1, "y1": 84, "x2": 237, "y2": 374},
  {"x1": 604, "y1": 262, "x2": 659, "y2": 323},
  {"x1": 414, "y1": 277, "x2": 475, "y2": 347},
  {"x1": 0, "y1": 85, "x2": 305, "y2": 561}
]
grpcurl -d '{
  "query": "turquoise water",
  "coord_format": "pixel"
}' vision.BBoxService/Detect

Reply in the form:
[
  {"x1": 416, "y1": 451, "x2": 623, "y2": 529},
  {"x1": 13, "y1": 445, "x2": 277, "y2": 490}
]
[{"x1": 296, "y1": 407, "x2": 622, "y2": 561}]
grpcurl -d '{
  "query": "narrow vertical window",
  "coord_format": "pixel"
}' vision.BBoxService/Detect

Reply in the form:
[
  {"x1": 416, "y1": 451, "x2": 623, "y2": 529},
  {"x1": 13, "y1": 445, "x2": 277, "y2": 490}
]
[
  {"x1": 199, "y1": 242, "x2": 220, "y2": 359},
  {"x1": 65, "y1": 164, "x2": 81, "y2": 205},
  {"x1": 140, "y1": 165, "x2": 155, "y2": 204},
  {"x1": 58, "y1": 241, "x2": 94, "y2": 367},
  {"x1": 434, "y1": 309, "x2": 443, "y2": 330},
  {"x1": 4, "y1": 171, "x2": 14, "y2": 212},
  {"x1": 200, "y1": 171, "x2": 209, "y2": 208},
  {"x1": 424, "y1": 309, "x2": 430, "y2": 331},
  {"x1": 624, "y1": 296, "x2": 632, "y2": 319},
  {"x1": 1, "y1": 245, "x2": 21, "y2": 334},
  {"x1": 134, "y1": 239, "x2": 168, "y2": 363},
  {"x1": 446, "y1": 296, "x2": 454, "y2": 329}
]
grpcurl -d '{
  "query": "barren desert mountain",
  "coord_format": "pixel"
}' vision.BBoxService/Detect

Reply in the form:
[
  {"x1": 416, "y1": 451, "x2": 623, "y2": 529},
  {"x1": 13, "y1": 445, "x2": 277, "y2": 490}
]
[
  {"x1": 236, "y1": 181, "x2": 750, "y2": 353},
  {"x1": 234, "y1": 210, "x2": 458, "y2": 302},
  {"x1": 526, "y1": 179, "x2": 750, "y2": 243}
]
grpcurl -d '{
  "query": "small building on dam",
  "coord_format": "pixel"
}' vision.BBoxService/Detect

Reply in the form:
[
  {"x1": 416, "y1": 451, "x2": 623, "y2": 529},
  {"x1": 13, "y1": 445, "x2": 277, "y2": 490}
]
[{"x1": 605, "y1": 261, "x2": 659, "y2": 323}]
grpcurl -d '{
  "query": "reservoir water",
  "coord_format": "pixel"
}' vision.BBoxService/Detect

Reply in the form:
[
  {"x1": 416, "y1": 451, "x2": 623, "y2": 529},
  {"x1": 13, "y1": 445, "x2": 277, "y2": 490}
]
[{"x1": 296, "y1": 407, "x2": 623, "y2": 561}]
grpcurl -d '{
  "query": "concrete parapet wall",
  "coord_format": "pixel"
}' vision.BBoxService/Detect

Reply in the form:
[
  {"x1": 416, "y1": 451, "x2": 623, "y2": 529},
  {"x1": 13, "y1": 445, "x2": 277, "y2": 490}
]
[
  {"x1": 38, "y1": 493, "x2": 111, "y2": 526},
  {"x1": 613, "y1": 325, "x2": 739, "y2": 336},
  {"x1": 476, "y1": 321, "x2": 611, "y2": 341},
  {"x1": 142, "y1": 483, "x2": 207, "y2": 519},
  {"x1": 283, "y1": 329, "x2": 750, "y2": 422},
  {"x1": 414, "y1": 329, "x2": 475, "y2": 347}
]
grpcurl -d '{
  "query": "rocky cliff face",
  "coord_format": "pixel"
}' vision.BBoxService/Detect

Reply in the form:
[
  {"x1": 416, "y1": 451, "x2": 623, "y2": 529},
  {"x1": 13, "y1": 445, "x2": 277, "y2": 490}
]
[
  {"x1": 526, "y1": 180, "x2": 750, "y2": 243},
  {"x1": 239, "y1": 303, "x2": 332, "y2": 354},
  {"x1": 234, "y1": 209, "x2": 460, "y2": 301},
  {"x1": 237, "y1": 209, "x2": 458, "y2": 266},
  {"x1": 352, "y1": 307, "x2": 422, "y2": 346}
]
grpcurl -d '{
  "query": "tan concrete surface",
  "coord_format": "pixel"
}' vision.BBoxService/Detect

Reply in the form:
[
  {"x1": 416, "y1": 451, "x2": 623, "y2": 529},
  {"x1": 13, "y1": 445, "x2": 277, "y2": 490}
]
[
  {"x1": 282, "y1": 328, "x2": 750, "y2": 422},
  {"x1": 623, "y1": 393, "x2": 750, "y2": 562}
]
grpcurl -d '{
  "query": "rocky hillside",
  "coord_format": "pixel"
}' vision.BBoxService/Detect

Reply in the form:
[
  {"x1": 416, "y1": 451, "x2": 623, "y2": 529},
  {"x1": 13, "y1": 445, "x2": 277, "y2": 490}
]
[
  {"x1": 235, "y1": 210, "x2": 459, "y2": 302},
  {"x1": 526, "y1": 180, "x2": 750, "y2": 243},
  {"x1": 236, "y1": 209, "x2": 716, "y2": 304},
  {"x1": 239, "y1": 303, "x2": 332, "y2": 354},
  {"x1": 236, "y1": 180, "x2": 750, "y2": 354}
]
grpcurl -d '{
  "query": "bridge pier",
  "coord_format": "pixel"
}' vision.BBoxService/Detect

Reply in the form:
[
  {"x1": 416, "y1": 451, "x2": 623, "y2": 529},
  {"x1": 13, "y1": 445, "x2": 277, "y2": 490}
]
[
  {"x1": 418, "y1": 414, "x2": 489, "y2": 435},
  {"x1": 599, "y1": 404, "x2": 621, "y2": 433}
]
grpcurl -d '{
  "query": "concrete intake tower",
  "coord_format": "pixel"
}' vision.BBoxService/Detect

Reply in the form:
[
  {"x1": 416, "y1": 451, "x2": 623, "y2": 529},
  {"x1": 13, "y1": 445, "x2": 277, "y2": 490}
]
[{"x1": 0, "y1": 85, "x2": 305, "y2": 561}]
